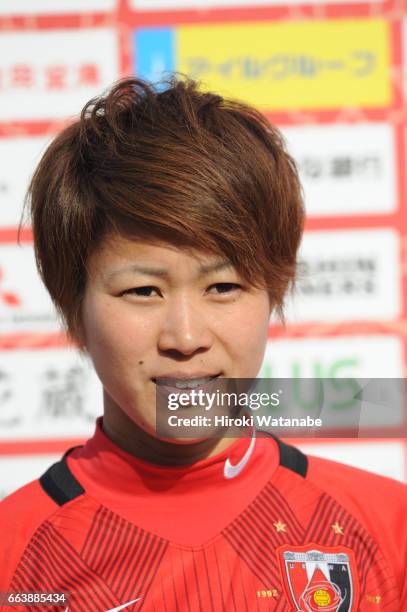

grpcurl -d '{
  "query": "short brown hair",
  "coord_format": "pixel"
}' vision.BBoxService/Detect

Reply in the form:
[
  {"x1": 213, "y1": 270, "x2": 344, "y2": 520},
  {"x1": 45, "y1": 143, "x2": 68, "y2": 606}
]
[{"x1": 25, "y1": 76, "x2": 304, "y2": 344}]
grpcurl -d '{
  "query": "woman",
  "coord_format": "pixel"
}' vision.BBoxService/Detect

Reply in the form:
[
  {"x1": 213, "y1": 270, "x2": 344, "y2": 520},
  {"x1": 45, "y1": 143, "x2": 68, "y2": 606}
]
[{"x1": 0, "y1": 77, "x2": 405, "y2": 611}]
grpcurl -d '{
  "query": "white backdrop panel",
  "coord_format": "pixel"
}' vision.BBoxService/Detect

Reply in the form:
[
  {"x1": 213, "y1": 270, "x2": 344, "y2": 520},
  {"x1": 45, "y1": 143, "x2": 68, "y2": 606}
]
[
  {"x1": 0, "y1": 135, "x2": 52, "y2": 228},
  {"x1": 0, "y1": 29, "x2": 119, "y2": 121},
  {"x1": 0, "y1": 1, "x2": 116, "y2": 15},
  {"x1": 0, "y1": 348, "x2": 102, "y2": 441},
  {"x1": 282, "y1": 123, "x2": 396, "y2": 217},
  {"x1": 284, "y1": 228, "x2": 400, "y2": 323},
  {"x1": 0, "y1": 243, "x2": 59, "y2": 334},
  {"x1": 262, "y1": 335, "x2": 404, "y2": 378}
]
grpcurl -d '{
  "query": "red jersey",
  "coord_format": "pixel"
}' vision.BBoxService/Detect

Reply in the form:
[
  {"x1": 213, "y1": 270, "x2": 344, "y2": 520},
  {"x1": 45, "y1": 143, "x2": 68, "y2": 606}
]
[{"x1": 0, "y1": 417, "x2": 406, "y2": 611}]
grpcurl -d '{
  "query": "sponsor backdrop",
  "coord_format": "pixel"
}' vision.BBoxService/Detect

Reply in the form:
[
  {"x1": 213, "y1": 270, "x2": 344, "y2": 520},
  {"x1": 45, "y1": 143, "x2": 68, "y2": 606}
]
[{"x1": 0, "y1": 0, "x2": 406, "y2": 498}]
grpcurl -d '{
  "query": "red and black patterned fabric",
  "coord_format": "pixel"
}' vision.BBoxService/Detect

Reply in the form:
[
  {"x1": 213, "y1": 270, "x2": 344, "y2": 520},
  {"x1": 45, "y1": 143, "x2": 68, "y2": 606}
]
[{"x1": 1, "y1": 418, "x2": 406, "y2": 611}]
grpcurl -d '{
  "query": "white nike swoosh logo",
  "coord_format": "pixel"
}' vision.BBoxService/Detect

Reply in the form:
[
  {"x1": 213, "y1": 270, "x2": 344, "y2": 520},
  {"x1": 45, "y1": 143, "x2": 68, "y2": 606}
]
[
  {"x1": 64, "y1": 597, "x2": 142, "y2": 612},
  {"x1": 223, "y1": 429, "x2": 256, "y2": 479},
  {"x1": 106, "y1": 598, "x2": 142, "y2": 612}
]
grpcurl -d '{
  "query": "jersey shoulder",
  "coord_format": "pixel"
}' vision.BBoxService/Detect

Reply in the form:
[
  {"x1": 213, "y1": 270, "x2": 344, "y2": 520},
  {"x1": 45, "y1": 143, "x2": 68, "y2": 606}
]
[
  {"x1": 0, "y1": 478, "x2": 58, "y2": 590},
  {"x1": 306, "y1": 453, "x2": 407, "y2": 589},
  {"x1": 0, "y1": 458, "x2": 103, "y2": 593},
  {"x1": 307, "y1": 453, "x2": 407, "y2": 508}
]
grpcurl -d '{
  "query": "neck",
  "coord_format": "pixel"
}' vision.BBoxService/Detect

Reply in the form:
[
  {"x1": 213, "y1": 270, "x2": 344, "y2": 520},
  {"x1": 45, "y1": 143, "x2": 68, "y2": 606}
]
[{"x1": 102, "y1": 399, "x2": 239, "y2": 467}]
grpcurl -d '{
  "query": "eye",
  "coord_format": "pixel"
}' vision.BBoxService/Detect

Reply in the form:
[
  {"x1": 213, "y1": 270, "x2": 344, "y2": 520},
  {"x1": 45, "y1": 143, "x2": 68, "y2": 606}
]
[
  {"x1": 122, "y1": 286, "x2": 161, "y2": 297},
  {"x1": 208, "y1": 283, "x2": 242, "y2": 295}
]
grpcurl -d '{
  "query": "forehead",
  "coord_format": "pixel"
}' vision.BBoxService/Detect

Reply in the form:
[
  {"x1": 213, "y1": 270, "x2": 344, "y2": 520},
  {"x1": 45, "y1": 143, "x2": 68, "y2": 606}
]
[{"x1": 87, "y1": 233, "x2": 232, "y2": 277}]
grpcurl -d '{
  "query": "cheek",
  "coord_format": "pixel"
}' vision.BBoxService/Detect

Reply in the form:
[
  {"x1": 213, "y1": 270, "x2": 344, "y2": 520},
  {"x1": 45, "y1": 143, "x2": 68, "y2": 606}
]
[
  {"x1": 82, "y1": 299, "x2": 152, "y2": 379},
  {"x1": 82, "y1": 304, "x2": 156, "y2": 412},
  {"x1": 84, "y1": 297, "x2": 143, "y2": 349},
  {"x1": 222, "y1": 298, "x2": 270, "y2": 360},
  {"x1": 235, "y1": 323, "x2": 269, "y2": 360}
]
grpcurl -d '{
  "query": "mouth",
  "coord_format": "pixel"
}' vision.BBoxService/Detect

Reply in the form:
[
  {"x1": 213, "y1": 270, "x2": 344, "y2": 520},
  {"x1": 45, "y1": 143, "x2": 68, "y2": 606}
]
[{"x1": 152, "y1": 374, "x2": 221, "y2": 390}]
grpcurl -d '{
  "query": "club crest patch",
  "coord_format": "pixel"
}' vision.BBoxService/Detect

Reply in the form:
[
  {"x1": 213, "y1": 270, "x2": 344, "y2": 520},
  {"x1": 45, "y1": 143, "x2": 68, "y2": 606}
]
[{"x1": 277, "y1": 544, "x2": 359, "y2": 611}]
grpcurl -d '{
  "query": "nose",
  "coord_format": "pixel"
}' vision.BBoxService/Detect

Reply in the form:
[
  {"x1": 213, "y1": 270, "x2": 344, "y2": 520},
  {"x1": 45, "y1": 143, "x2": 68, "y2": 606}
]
[{"x1": 157, "y1": 294, "x2": 213, "y2": 356}]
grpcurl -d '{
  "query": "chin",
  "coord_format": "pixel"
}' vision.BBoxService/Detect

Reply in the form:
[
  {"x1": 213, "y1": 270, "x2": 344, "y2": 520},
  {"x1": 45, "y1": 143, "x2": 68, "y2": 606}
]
[{"x1": 156, "y1": 434, "x2": 212, "y2": 445}]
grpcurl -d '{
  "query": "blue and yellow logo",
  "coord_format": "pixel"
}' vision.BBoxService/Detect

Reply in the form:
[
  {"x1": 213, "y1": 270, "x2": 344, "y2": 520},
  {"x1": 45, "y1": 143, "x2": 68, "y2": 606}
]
[{"x1": 133, "y1": 18, "x2": 392, "y2": 110}]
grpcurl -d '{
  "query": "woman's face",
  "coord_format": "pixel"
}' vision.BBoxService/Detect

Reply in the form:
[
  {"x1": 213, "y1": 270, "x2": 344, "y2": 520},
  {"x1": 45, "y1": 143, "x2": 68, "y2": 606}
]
[{"x1": 81, "y1": 234, "x2": 271, "y2": 441}]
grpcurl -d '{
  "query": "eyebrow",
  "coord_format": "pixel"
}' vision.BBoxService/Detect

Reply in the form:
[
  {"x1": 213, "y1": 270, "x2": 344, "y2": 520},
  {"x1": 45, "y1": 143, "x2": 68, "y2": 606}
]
[{"x1": 104, "y1": 259, "x2": 234, "y2": 282}]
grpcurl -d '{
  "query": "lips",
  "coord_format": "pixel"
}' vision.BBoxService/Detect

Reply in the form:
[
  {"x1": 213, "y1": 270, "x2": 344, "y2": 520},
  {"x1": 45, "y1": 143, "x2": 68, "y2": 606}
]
[
  {"x1": 152, "y1": 374, "x2": 222, "y2": 400},
  {"x1": 153, "y1": 375, "x2": 220, "y2": 390}
]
